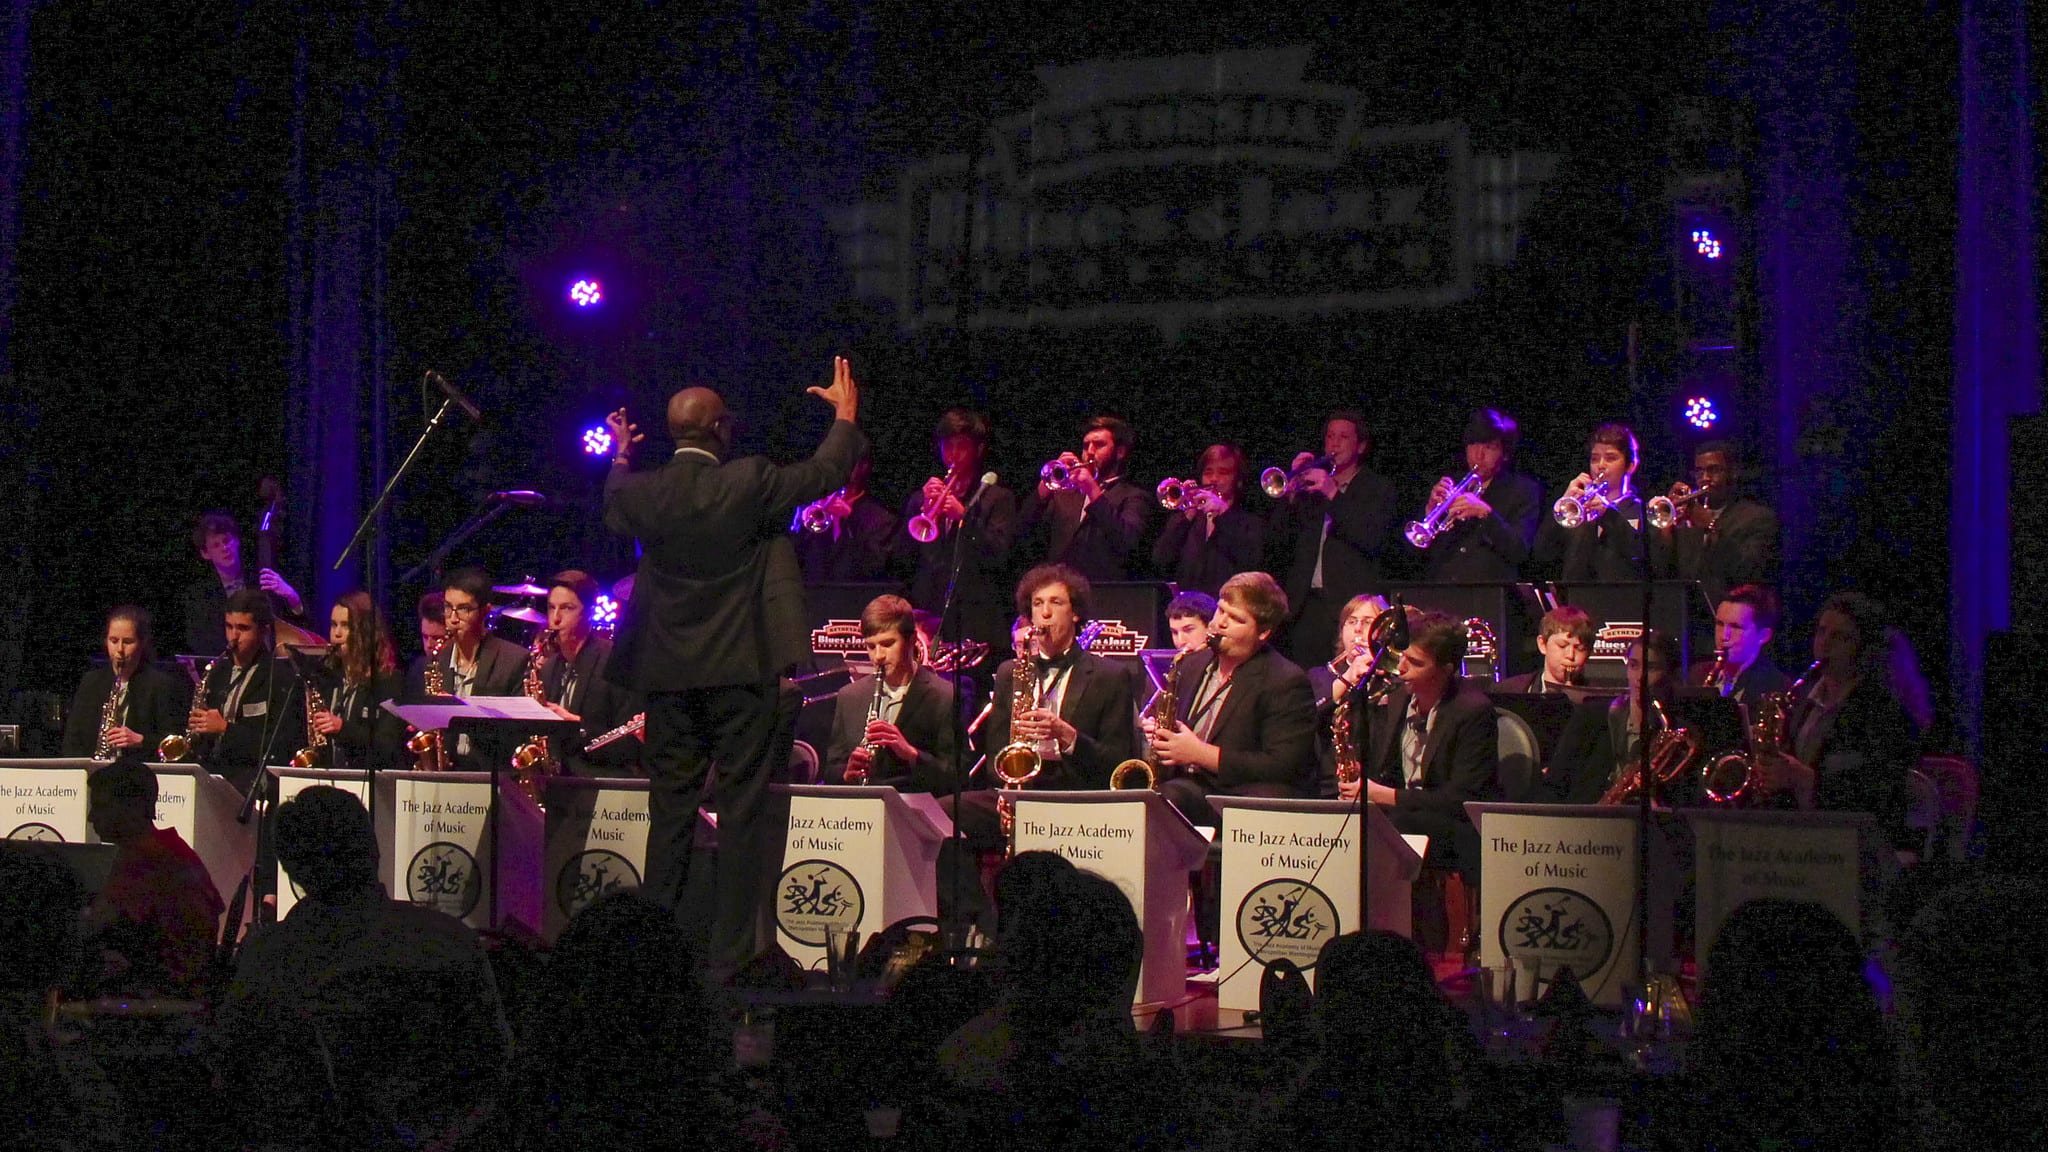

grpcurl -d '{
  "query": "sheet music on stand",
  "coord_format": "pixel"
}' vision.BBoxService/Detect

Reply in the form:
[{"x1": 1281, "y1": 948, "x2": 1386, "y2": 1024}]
[{"x1": 382, "y1": 695, "x2": 566, "y2": 732}]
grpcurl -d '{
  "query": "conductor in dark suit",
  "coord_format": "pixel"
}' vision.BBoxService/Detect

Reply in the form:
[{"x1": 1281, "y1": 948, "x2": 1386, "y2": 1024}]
[
  {"x1": 186, "y1": 590, "x2": 307, "y2": 794},
  {"x1": 1151, "y1": 443, "x2": 1266, "y2": 598},
  {"x1": 1351, "y1": 609, "x2": 1500, "y2": 885},
  {"x1": 1150, "y1": 571, "x2": 1319, "y2": 830},
  {"x1": 1654, "y1": 440, "x2": 1781, "y2": 605},
  {"x1": 1021, "y1": 415, "x2": 1151, "y2": 582},
  {"x1": 822, "y1": 595, "x2": 958, "y2": 791},
  {"x1": 64, "y1": 606, "x2": 192, "y2": 761},
  {"x1": 602, "y1": 357, "x2": 864, "y2": 966},
  {"x1": 1272, "y1": 410, "x2": 1398, "y2": 667},
  {"x1": 1419, "y1": 409, "x2": 1543, "y2": 583}
]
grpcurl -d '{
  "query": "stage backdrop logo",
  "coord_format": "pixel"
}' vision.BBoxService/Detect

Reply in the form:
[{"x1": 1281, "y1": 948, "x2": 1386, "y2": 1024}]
[
  {"x1": 831, "y1": 46, "x2": 1557, "y2": 338},
  {"x1": 776, "y1": 858, "x2": 866, "y2": 948},
  {"x1": 1234, "y1": 877, "x2": 1340, "y2": 971}
]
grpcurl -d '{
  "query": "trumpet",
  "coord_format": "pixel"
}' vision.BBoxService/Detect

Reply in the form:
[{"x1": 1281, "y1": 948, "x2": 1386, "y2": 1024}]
[
  {"x1": 1551, "y1": 478, "x2": 1613, "y2": 528},
  {"x1": 1646, "y1": 483, "x2": 1713, "y2": 530},
  {"x1": 1600, "y1": 699, "x2": 1704, "y2": 805},
  {"x1": 1039, "y1": 456, "x2": 1088, "y2": 492},
  {"x1": 1404, "y1": 469, "x2": 1485, "y2": 548},
  {"x1": 1260, "y1": 455, "x2": 1334, "y2": 499},
  {"x1": 796, "y1": 489, "x2": 846, "y2": 534},
  {"x1": 1157, "y1": 477, "x2": 1226, "y2": 518},
  {"x1": 907, "y1": 465, "x2": 963, "y2": 543}
]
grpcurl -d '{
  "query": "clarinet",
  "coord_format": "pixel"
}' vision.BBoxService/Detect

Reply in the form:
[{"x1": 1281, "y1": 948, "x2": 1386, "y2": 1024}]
[{"x1": 846, "y1": 667, "x2": 887, "y2": 786}]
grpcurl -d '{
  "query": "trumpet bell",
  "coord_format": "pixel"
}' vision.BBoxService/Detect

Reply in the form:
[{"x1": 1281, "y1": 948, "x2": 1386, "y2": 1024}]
[
  {"x1": 800, "y1": 503, "x2": 835, "y2": 533},
  {"x1": 1259, "y1": 466, "x2": 1289, "y2": 499},
  {"x1": 1403, "y1": 519, "x2": 1438, "y2": 549},
  {"x1": 1040, "y1": 460, "x2": 1073, "y2": 491},
  {"x1": 1156, "y1": 477, "x2": 1187, "y2": 510},
  {"x1": 907, "y1": 513, "x2": 940, "y2": 544},
  {"x1": 1552, "y1": 496, "x2": 1586, "y2": 528},
  {"x1": 1646, "y1": 495, "x2": 1677, "y2": 531},
  {"x1": 156, "y1": 734, "x2": 190, "y2": 763}
]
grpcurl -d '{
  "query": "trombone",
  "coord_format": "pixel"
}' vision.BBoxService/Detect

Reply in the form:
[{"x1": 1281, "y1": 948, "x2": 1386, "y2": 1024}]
[
  {"x1": 1404, "y1": 469, "x2": 1484, "y2": 548},
  {"x1": 1260, "y1": 455, "x2": 1334, "y2": 499},
  {"x1": 1157, "y1": 477, "x2": 1225, "y2": 518},
  {"x1": 1551, "y1": 478, "x2": 1613, "y2": 528},
  {"x1": 1646, "y1": 483, "x2": 1713, "y2": 530}
]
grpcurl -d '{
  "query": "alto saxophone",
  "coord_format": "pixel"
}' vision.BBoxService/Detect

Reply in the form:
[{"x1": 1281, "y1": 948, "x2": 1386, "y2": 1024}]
[
  {"x1": 290, "y1": 674, "x2": 333, "y2": 769},
  {"x1": 1112, "y1": 646, "x2": 1191, "y2": 790},
  {"x1": 158, "y1": 656, "x2": 224, "y2": 763},
  {"x1": 406, "y1": 634, "x2": 450, "y2": 771},
  {"x1": 510, "y1": 629, "x2": 559, "y2": 806},
  {"x1": 993, "y1": 628, "x2": 1048, "y2": 844}
]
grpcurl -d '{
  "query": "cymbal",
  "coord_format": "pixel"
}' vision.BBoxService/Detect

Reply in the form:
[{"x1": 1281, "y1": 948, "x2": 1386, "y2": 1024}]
[
  {"x1": 610, "y1": 574, "x2": 635, "y2": 602},
  {"x1": 492, "y1": 581, "x2": 550, "y2": 597},
  {"x1": 493, "y1": 605, "x2": 547, "y2": 625}
]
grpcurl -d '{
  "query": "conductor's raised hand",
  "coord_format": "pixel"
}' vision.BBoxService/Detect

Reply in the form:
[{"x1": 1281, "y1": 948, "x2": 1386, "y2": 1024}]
[
  {"x1": 605, "y1": 408, "x2": 643, "y2": 462},
  {"x1": 807, "y1": 355, "x2": 860, "y2": 423}
]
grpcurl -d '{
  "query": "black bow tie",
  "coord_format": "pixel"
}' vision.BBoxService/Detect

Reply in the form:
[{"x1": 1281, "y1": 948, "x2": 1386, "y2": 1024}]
[{"x1": 1035, "y1": 647, "x2": 1078, "y2": 673}]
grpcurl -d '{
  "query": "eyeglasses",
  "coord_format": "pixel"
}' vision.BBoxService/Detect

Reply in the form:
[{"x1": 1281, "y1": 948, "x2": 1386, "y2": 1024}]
[{"x1": 444, "y1": 603, "x2": 482, "y2": 617}]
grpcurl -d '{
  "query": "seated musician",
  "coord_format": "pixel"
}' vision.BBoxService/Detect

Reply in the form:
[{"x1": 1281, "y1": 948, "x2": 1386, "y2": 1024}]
[
  {"x1": 1349, "y1": 608, "x2": 1500, "y2": 885},
  {"x1": 1688, "y1": 584, "x2": 1791, "y2": 706},
  {"x1": 1419, "y1": 408, "x2": 1543, "y2": 582},
  {"x1": 1534, "y1": 422, "x2": 1647, "y2": 582},
  {"x1": 1150, "y1": 572, "x2": 1318, "y2": 830},
  {"x1": 63, "y1": 605, "x2": 191, "y2": 762},
  {"x1": 1756, "y1": 592, "x2": 1918, "y2": 851},
  {"x1": 1021, "y1": 415, "x2": 1151, "y2": 583},
  {"x1": 1543, "y1": 630, "x2": 1681, "y2": 805},
  {"x1": 1151, "y1": 443, "x2": 1264, "y2": 597},
  {"x1": 83, "y1": 760, "x2": 224, "y2": 994},
  {"x1": 1653, "y1": 439, "x2": 1781, "y2": 604},
  {"x1": 537, "y1": 570, "x2": 642, "y2": 776},
  {"x1": 187, "y1": 589, "x2": 306, "y2": 794},
  {"x1": 894, "y1": 408, "x2": 1018, "y2": 653},
  {"x1": 1494, "y1": 605, "x2": 1595, "y2": 696},
  {"x1": 401, "y1": 591, "x2": 445, "y2": 702},
  {"x1": 796, "y1": 451, "x2": 899, "y2": 585},
  {"x1": 1165, "y1": 591, "x2": 1218, "y2": 654},
  {"x1": 309, "y1": 591, "x2": 404, "y2": 773},
  {"x1": 180, "y1": 511, "x2": 307, "y2": 657},
  {"x1": 823, "y1": 594, "x2": 958, "y2": 791},
  {"x1": 1307, "y1": 593, "x2": 1389, "y2": 798},
  {"x1": 415, "y1": 568, "x2": 527, "y2": 769}
]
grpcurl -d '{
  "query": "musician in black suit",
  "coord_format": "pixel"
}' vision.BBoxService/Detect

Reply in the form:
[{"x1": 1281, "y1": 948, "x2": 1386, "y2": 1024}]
[
  {"x1": 1542, "y1": 630, "x2": 1680, "y2": 806},
  {"x1": 1152, "y1": 443, "x2": 1266, "y2": 597},
  {"x1": 1655, "y1": 440, "x2": 1781, "y2": 605},
  {"x1": 1151, "y1": 572, "x2": 1319, "y2": 829},
  {"x1": 534, "y1": 571, "x2": 641, "y2": 777},
  {"x1": 306, "y1": 591, "x2": 404, "y2": 773},
  {"x1": 1493, "y1": 605, "x2": 1596, "y2": 696},
  {"x1": 823, "y1": 595, "x2": 958, "y2": 791},
  {"x1": 186, "y1": 589, "x2": 306, "y2": 794},
  {"x1": 602, "y1": 357, "x2": 864, "y2": 966},
  {"x1": 895, "y1": 408, "x2": 1018, "y2": 653},
  {"x1": 795, "y1": 452, "x2": 899, "y2": 585},
  {"x1": 63, "y1": 606, "x2": 192, "y2": 761},
  {"x1": 401, "y1": 591, "x2": 445, "y2": 703},
  {"x1": 1686, "y1": 584, "x2": 1793, "y2": 706},
  {"x1": 1419, "y1": 409, "x2": 1544, "y2": 582},
  {"x1": 1272, "y1": 410, "x2": 1398, "y2": 668},
  {"x1": 179, "y1": 511, "x2": 308, "y2": 657},
  {"x1": 1352, "y1": 609, "x2": 1500, "y2": 884},
  {"x1": 1021, "y1": 415, "x2": 1151, "y2": 582},
  {"x1": 1307, "y1": 593, "x2": 1388, "y2": 799},
  {"x1": 1535, "y1": 423, "x2": 1648, "y2": 582},
  {"x1": 415, "y1": 568, "x2": 531, "y2": 772}
]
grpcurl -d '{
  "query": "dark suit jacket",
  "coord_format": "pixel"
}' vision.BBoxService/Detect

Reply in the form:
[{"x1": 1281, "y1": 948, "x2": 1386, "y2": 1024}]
[
  {"x1": 1422, "y1": 470, "x2": 1542, "y2": 583},
  {"x1": 796, "y1": 492, "x2": 899, "y2": 585},
  {"x1": 63, "y1": 664, "x2": 193, "y2": 761},
  {"x1": 983, "y1": 649, "x2": 1138, "y2": 790},
  {"x1": 1542, "y1": 696, "x2": 1629, "y2": 805},
  {"x1": 425, "y1": 635, "x2": 530, "y2": 700},
  {"x1": 1535, "y1": 493, "x2": 1647, "y2": 582},
  {"x1": 1275, "y1": 469, "x2": 1398, "y2": 610},
  {"x1": 200, "y1": 656, "x2": 307, "y2": 794},
  {"x1": 1170, "y1": 646, "x2": 1318, "y2": 794},
  {"x1": 822, "y1": 667, "x2": 960, "y2": 792},
  {"x1": 1151, "y1": 502, "x2": 1265, "y2": 597},
  {"x1": 1788, "y1": 682, "x2": 1918, "y2": 848},
  {"x1": 541, "y1": 635, "x2": 642, "y2": 776},
  {"x1": 1306, "y1": 662, "x2": 1343, "y2": 798},
  {"x1": 1683, "y1": 657, "x2": 1792, "y2": 709},
  {"x1": 1023, "y1": 474, "x2": 1150, "y2": 582},
  {"x1": 895, "y1": 477, "x2": 1019, "y2": 646},
  {"x1": 1663, "y1": 496, "x2": 1781, "y2": 605},
  {"x1": 180, "y1": 573, "x2": 305, "y2": 657},
  {"x1": 1359, "y1": 678, "x2": 1500, "y2": 820},
  {"x1": 320, "y1": 669, "x2": 405, "y2": 774},
  {"x1": 604, "y1": 421, "x2": 866, "y2": 692}
]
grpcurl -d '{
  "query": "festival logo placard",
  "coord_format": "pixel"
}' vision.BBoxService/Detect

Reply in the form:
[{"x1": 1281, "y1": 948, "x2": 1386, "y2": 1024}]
[
  {"x1": 1235, "y1": 878, "x2": 1339, "y2": 971},
  {"x1": 406, "y1": 841, "x2": 482, "y2": 919},
  {"x1": 775, "y1": 858, "x2": 865, "y2": 948},
  {"x1": 7, "y1": 822, "x2": 61, "y2": 841},
  {"x1": 555, "y1": 848, "x2": 642, "y2": 921},
  {"x1": 1498, "y1": 886, "x2": 1614, "y2": 977}
]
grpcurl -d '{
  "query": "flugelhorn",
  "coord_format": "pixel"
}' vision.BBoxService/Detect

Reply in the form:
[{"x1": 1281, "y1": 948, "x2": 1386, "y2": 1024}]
[
  {"x1": 907, "y1": 465, "x2": 962, "y2": 543},
  {"x1": 1157, "y1": 477, "x2": 1225, "y2": 517},
  {"x1": 1646, "y1": 483, "x2": 1712, "y2": 530},
  {"x1": 1260, "y1": 455, "x2": 1334, "y2": 499},
  {"x1": 1405, "y1": 469, "x2": 1485, "y2": 548},
  {"x1": 1600, "y1": 699, "x2": 1704, "y2": 805},
  {"x1": 1552, "y1": 478, "x2": 1613, "y2": 528}
]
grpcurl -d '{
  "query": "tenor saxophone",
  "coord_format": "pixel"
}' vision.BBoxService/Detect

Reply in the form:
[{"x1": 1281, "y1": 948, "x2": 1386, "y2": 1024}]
[
  {"x1": 993, "y1": 628, "x2": 1047, "y2": 844},
  {"x1": 1112, "y1": 646, "x2": 1191, "y2": 790},
  {"x1": 509, "y1": 628, "x2": 559, "y2": 806}
]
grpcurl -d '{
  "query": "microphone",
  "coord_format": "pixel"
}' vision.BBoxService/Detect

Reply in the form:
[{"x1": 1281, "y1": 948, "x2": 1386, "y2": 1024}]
[
  {"x1": 487, "y1": 490, "x2": 546, "y2": 508},
  {"x1": 426, "y1": 370, "x2": 483, "y2": 422},
  {"x1": 963, "y1": 472, "x2": 1000, "y2": 510}
]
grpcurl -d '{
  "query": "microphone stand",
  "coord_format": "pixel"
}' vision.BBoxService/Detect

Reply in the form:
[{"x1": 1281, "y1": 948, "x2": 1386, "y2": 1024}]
[
  {"x1": 938, "y1": 476, "x2": 994, "y2": 960},
  {"x1": 221, "y1": 653, "x2": 307, "y2": 956},
  {"x1": 1355, "y1": 593, "x2": 1407, "y2": 936}
]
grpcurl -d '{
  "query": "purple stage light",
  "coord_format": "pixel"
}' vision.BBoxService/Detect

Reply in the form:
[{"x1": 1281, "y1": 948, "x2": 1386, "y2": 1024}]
[
  {"x1": 582, "y1": 425, "x2": 614, "y2": 456},
  {"x1": 592, "y1": 594, "x2": 619, "y2": 630},
  {"x1": 569, "y1": 278, "x2": 603, "y2": 307},
  {"x1": 1684, "y1": 396, "x2": 1719, "y2": 430},
  {"x1": 1690, "y1": 229, "x2": 1723, "y2": 260}
]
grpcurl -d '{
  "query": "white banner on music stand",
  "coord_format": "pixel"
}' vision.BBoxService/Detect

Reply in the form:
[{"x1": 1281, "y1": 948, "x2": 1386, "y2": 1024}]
[{"x1": 0, "y1": 759, "x2": 91, "y2": 842}]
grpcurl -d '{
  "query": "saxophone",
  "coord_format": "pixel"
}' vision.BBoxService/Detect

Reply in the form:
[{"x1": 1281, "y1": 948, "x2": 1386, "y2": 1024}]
[
  {"x1": 993, "y1": 628, "x2": 1047, "y2": 843},
  {"x1": 845, "y1": 669, "x2": 887, "y2": 786},
  {"x1": 1112, "y1": 646, "x2": 1191, "y2": 790},
  {"x1": 509, "y1": 629, "x2": 559, "y2": 805},
  {"x1": 1703, "y1": 658, "x2": 1823, "y2": 805},
  {"x1": 1600, "y1": 699, "x2": 1704, "y2": 805},
  {"x1": 158, "y1": 657, "x2": 224, "y2": 763},
  {"x1": 92, "y1": 679, "x2": 123, "y2": 761},
  {"x1": 290, "y1": 675, "x2": 333, "y2": 769},
  {"x1": 406, "y1": 634, "x2": 450, "y2": 771}
]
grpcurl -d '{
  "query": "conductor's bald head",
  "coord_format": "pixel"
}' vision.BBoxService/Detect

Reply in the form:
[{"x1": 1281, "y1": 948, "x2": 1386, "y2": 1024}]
[{"x1": 667, "y1": 387, "x2": 730, "y2": 454}]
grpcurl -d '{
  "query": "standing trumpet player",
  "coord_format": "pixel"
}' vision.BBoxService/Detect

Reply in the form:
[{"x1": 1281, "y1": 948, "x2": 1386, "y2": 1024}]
[
  {"x1": 1152, "y1": 443, "x2": 1264, "y2": 597},
  {"x1": 1652, "y1": 440, "x2": 1781, "y2": 606},
  {"x1": 1536, "y1": 422, "x2": 1648, "y2": 582},
  {"x1": 64, "y1": 606, "x2": 191, "y2": 762},
  {"x1": 795, "y1": 452, "x2": 897, "y2": 585},
  {"x1": 823, "y1": 595, "x2": 958, "y2": 791},
  {"x1": 1021, "y1": 414, "x2": 1149, "y2": 582},
  {"x1": 1271, "y1": 410, "x2": 1396, "y2": 667},
  {"x1": 894, "y1": 408, "x2": 1017, "y2": 656},
  {"x1": 1416, "y1": 409, "x2": 1543, "y2": 582}
]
